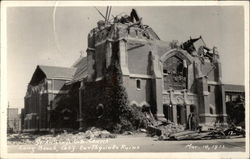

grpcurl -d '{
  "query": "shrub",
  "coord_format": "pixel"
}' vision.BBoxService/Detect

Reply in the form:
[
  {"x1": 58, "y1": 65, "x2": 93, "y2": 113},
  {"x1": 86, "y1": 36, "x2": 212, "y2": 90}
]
[
  {"x1": 83, "y1": 41, "x2": 149, "y2": 133},
  {"x1": 98, "y1": 41, "x2": 148, "y2": 132}
]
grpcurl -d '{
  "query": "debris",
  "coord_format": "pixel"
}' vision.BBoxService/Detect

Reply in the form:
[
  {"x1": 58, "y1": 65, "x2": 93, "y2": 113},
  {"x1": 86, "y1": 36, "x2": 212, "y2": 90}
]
[
  {"x1": 146, "y1": 120, "x2": 185, "y2": 138},
  {"x1": 147, "y1": 126, "x2": 162, "y2": 136},
  {"x1": 8, "y1": 127, "x2": 116, "y2": 145},
  {"x1": 99, "y1": 130, "x2": 116, "y2": 138},
  {"x1": 140, "y1": 128, "x2": 147, "y2": 133},
  {"x1": 224, "y1": 127, "x2": 245, "y2": 137},
  {"x1": 159, "y1": 129, "x2": 229, "y2": 141},
  {"x1": 85, "y1": 130, "x2": 95, "y2": 139},
  {"x1": 158, "y1": 134, "x2": 169, "y2": 140},
  {"x1": 169, "y1": 130, "x2": 197, "y2": 140},
  {"x1": 171, "y1": 132, "x2": 201, "y2": 140},
  {"x1": 123, "y1": 131, "x2": 134, "y2": 135},
  {"x1": 156, "y1": 121, "x2": 244, "y2": 141}
]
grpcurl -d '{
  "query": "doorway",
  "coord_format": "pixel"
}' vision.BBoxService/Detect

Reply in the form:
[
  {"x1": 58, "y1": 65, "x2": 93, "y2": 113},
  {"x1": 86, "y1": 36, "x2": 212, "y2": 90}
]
[
  {"x1": 176, "y1": 105, "x2": 187, "y2": 125},
  {"x1": 163, "y1": 104, "x2": 173, "y2": 122}
]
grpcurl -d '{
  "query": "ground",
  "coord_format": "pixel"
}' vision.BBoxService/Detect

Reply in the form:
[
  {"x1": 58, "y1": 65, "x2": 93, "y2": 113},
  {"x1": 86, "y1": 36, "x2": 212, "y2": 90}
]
[{"x1": 8, "y1": 133, "x2": 245, "y2": 153}]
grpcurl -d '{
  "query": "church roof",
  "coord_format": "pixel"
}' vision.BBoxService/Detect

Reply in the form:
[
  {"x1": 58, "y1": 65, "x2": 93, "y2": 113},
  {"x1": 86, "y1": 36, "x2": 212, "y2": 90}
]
[
  {"x1": 29, "y1": 65, "x2": 76, "y2": 85},
  {"x1": 38, "y1": 65, "x2": 76, "y2": 80},
  {"x1": 71, "y1": 56, "x2": 88, "y2": 83}
]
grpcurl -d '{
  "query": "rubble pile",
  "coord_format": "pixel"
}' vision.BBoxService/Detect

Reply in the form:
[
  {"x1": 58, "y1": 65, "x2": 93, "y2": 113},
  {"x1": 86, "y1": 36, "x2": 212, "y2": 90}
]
[
  {"x1": 7, "y1": 133, "x2": 38, "y2": 145},
  {"x1": 147, "y1": 121, "x2": 185, "y2": 137},
  {"x1": 158, "y1": 125, "x2": 245, "y2": 141},
  {"x1": 8, "y1": 127, "x2": 116, "y2": 145},
  {"x1": 160, "y1": 123, "x2": 185, "y2": 135},
  {"x1": 83, "y1": 127, "x2": 116, "y2": 139},
  {"x1": 159, "y1": 130, "x2": 225, "y2": 141},
  {"x1": 145, "y1": 117, "x2": 245, "y2": 141}
]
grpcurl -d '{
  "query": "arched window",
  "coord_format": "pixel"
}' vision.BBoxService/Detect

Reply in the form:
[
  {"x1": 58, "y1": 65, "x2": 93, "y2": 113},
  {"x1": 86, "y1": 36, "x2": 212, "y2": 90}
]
[
  {"x1": 209, "y1": 104, "x2": 215, "y2": 114},
  {"x1": 209, "y1": 107, "x2": 214, "y2": 114},
  {"x1": 136, "y1": 79, "x2": 141, "y2": 89},
  {"x1": 163, "y1": 56, "x2": 187, "y2": 90}
]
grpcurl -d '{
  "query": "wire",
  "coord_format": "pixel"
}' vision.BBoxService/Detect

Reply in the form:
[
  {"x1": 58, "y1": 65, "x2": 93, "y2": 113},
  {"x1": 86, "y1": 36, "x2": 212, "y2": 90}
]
[
  {"x1": 52, "y1": 1, "x2": 63, "y2": 55},
  {"x1": 94, "y1": 7, "x2": 105, "y2": 20}
]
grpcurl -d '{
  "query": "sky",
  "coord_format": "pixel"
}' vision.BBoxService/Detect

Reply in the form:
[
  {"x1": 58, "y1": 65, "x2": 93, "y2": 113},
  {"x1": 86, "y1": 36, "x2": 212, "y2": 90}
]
[{"x1": 6, "y1": 6, "x2": 245, "y2": 109}]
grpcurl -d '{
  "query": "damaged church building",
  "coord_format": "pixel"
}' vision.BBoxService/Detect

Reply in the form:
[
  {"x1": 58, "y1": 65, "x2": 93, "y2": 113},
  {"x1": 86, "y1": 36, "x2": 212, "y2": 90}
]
[{"x1": 22, "y1": 9, "x2": 245, "y2": 132}]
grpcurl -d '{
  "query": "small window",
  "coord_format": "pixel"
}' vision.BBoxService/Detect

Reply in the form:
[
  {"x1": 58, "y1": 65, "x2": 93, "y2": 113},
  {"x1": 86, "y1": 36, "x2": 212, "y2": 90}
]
[
  {"x1": 208, "y1": 86, "x2": 211, "y2": 92},
  {"x1": 136, "y1": 79, "x2": 141, "y2": 89}
]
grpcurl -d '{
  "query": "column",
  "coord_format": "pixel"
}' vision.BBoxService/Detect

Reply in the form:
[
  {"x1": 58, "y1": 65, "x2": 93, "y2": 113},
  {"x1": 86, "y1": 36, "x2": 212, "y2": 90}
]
[
  {"x1": 87, "y1": 48, "x2": 96, "y2": 82},
  {"x1": 187, "y1": 64, "x2": 194, "y2": 90},
  {"x1": 186, "y1": 105, "x2": 190, "y2": 123},
  {"x1": 118, "y1": 39, "x2": 130, "y2": 88},
  {"x1": 150, "y1": 51, "x2": 164, "y2": 120},
  {"x1": 172, "y1": 105, "x2": 177, "y2": 123},
  {"x1": 118, "y1": 39, "x2": 129, "y2": 76},
  {"x1": 214, "y1": 58, "x2": 222, "y2": 83},
  {"x1": 197, "y1": 77, "x2": 209, "y2": 124},
  {"x1": 220, "y1": 84, "x2": 227, "y2": 123},
  {"x1": 106, "y1": 41, "x2": 112, "y2": 69},
  {"x1": 155, "y1": 78, "x2": 164, "y2": 119}
]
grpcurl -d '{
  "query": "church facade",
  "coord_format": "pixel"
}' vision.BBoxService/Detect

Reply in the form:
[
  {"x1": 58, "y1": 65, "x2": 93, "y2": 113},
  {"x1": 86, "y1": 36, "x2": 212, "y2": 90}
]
[{"x1": 82, "y1": 13, "x2": 227, "y2": 129}]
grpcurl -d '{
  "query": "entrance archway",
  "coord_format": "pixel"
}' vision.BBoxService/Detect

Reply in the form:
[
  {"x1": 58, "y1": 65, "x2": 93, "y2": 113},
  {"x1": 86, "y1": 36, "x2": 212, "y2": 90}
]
[
  {"x1": 187, "y1": 105, "x2": 198, "y2": 130},
  {"x1": 176, "y1": 105, "x2": 187, "y2": 125}
]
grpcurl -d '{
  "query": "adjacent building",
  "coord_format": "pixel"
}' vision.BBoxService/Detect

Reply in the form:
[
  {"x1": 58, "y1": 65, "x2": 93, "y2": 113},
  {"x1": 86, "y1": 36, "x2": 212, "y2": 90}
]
[
  {"x1": 224, "y1": 84, "x2": 245, "y2": 127},
  {"x1": 23, "y1": 65, "x2": 77, "y2": 131},
  {"x1": 7, "y1": 108, "x2": 21, "y2": 133}
]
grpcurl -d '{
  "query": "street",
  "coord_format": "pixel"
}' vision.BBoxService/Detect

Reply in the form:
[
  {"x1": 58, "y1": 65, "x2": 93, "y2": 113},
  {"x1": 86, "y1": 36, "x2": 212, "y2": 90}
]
[{"x1": 8, "y1": 134, "x2": 245, "y2": 153}]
